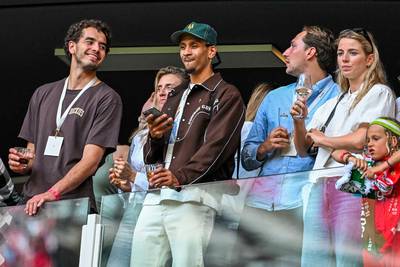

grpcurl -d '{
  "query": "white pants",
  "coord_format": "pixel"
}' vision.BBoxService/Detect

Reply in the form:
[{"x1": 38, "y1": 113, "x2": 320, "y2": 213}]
[{"x1": 130, "y1": 200, "x2": 216, "y2": 267}]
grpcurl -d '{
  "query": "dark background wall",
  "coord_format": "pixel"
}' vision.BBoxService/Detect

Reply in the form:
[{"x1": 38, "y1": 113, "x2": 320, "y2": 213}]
[{"x1": 1, "y1": 0, "x2": 399, "y2": 174}]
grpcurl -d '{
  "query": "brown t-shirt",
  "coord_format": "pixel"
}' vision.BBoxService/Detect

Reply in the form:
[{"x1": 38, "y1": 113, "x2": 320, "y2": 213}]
[{"x1": 19, "y1": 78, "x2": 123, "y2": 207}]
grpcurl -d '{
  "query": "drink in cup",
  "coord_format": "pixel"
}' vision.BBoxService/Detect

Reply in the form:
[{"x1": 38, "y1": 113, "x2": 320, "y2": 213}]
[
  {"x1": 145, "y1": 163, "x2": 164, "y2": 179},
  {"x1": 295, "y1": 86, "x2": 312, "y2": 101},
  {"x1": 293, "y1": 73, "x2": 313, "y2": 119},
  {"x1": 14, "y1": 147, "x2": 32, "y2": 164},
  {"x1": 145, "y1": 163, "x2": 164, "y2": 186}
]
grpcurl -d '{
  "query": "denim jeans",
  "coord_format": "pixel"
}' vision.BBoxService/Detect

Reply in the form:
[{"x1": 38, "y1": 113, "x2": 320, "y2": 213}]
[
  {"x1": 301, "y1": 177, "x2": 363, "y2": 267},
  {"x1": 105, "y1": 192, "x2": 145, "y2": 267}
]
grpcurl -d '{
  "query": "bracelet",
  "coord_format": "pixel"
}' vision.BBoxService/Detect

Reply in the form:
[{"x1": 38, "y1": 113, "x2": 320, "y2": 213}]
[
  {"x1": 386, "y1": 159, "x2": 393, "y2": 169},
  {"x1": 339, "y1": 151, "x2": 351, "y2": 163},
  {"x1": 48, "y1": 188, "x2": 61, "y2": 200}
]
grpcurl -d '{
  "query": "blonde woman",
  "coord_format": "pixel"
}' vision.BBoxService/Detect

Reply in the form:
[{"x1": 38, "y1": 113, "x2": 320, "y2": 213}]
[
  {"x1": 103, "y1": 66, "x2": 188, "y2": 267},
  {"x1": 291, "y1": 28, "x2": 395, "y2": 266},
  {"x1": 109, "y1": 66, "x2": 188, "y2": 192}
]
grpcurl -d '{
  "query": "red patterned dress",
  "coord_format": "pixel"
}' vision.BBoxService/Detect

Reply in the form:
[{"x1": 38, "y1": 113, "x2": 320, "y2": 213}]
[{"x1": 362, "y1": 157, "x2": 400, "y2": 267}]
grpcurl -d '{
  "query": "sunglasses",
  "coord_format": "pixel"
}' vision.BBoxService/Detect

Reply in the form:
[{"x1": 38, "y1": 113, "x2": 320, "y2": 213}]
[{"x1": 341, "y1": 28, "x2": 373, "y2": 49}]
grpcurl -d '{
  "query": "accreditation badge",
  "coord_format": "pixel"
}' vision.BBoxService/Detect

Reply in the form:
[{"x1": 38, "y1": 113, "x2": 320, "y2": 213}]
[{"x1": 44, "y1": 136, "x2": 64, "y2": 157}]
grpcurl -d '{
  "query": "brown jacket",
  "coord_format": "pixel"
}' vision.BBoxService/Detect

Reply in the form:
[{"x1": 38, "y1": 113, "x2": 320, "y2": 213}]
[{"x1": 144, "y1": 73, "x2": 245, "y2": 185}]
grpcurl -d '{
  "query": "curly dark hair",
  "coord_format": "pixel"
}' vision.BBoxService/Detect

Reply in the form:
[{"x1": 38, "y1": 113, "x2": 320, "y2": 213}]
[
  {"x1": 302, "y1": 25, "x2": 336, "y2": 74},
  {"x1": 64, "y1": 19, "x2": 111, "y2": 60}
]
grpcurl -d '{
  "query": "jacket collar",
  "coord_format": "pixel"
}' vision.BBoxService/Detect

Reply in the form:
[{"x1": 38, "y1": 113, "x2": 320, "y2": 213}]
[
  {"x1": 193, "y1": 72, "x2": 224, "y2": 92},
  {"x1": 168, "y1": 72, "x2": 224, "y2": 98}
]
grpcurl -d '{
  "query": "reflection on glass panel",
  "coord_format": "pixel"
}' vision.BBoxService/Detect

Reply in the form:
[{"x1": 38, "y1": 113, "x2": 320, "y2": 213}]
[
  {"x1": 98, "y1": 167, "x2": 400, "y2": 266},
  {"x1": 0, "y1": 197, "x2": 89, "y2": 267},
  {"x1": 100, "y1": 191, "x2": 145, "y2": 267}
]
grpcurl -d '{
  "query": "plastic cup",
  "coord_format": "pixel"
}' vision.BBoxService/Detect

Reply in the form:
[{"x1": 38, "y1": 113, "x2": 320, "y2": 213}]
[
  {"x1": 14, "y1": 147, "x2": 31, "y2": 164},
  {"x1": 145, "y1": 163, "x2": 164, "y2": 181}
]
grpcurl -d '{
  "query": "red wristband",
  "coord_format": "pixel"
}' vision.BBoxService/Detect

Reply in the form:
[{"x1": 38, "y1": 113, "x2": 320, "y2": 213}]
[{"x1": 48, "y1": 188, "x2": 61, "y2": 200}]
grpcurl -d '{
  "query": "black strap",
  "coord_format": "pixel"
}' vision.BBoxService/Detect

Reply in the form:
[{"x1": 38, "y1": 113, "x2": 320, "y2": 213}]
[{"x1": 320, "y1": 92, "x2": 346, "y2": 133}]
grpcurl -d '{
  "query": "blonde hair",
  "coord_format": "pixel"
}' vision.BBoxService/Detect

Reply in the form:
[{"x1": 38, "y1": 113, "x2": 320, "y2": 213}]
[
  {"x1": 245, "y1": 83, "x2": 274, "y2": 121},
  {"x1": 153, "y1": 66, "x2": 189, "y2": 109},
  {"x1": 336, "y1": 29, "x2": 388, "y2": 111},
  {"x1": 128, "y1": 66, "x2": 188, "y2": 143}
]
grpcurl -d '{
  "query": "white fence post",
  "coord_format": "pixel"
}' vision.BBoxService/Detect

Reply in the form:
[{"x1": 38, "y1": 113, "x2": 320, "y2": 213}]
[{"x1": 79, "y1": 214, "x2": 103, "y2": 267}]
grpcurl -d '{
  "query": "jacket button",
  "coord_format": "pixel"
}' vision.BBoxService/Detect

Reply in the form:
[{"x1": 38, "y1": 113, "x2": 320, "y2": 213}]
[
  {"x1": 182, "y1": 118, "x2": 185, "y2": 122},
  {"x1": 172, "y1": 156, "x2": 176, "y2": 159},
  {"x1": 167, "y1": 107, "x2": 171, "y2": 111},
  {"x1": 186, "y1": 102, "x2": 190, "y2": 105}
]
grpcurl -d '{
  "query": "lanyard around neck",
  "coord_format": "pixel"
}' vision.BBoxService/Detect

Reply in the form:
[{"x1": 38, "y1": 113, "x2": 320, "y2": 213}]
[{"x1": 55, "y1": 76, "x2": 97, "y2": 133}]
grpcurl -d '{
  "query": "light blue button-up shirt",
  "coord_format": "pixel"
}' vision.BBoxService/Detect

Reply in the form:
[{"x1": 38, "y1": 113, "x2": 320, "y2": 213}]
[{"x1": 241, "y1": 75, "x2": 340, "y2": 211}]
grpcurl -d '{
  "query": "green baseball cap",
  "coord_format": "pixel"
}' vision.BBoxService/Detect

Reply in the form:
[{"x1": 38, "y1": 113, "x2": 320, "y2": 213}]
[{"x1": 170, "y1": 22, "x2": 217, "y2": 45}]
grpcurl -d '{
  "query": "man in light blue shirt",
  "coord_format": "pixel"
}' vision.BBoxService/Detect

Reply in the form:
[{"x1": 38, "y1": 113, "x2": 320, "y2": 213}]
[{"x1": 238, "y1": 26, "x2": 340, "y2": 265}]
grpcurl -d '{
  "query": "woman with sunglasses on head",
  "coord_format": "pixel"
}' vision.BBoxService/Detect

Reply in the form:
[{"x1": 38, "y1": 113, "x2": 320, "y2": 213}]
[{"x1": 291, "y1": 29, "x2": 395, "y2": 266}]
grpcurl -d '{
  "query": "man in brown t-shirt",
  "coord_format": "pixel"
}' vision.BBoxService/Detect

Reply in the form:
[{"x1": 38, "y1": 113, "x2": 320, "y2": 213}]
[{"x1": 8, "y1": 19, "x2": 122, "y2": 215}]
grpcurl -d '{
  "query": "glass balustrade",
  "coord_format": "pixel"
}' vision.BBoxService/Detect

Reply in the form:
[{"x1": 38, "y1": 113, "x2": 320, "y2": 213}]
[
  {"x1": 0, "y1": 197, "x2": 89, "y2": 267},
  {"x1": 98, "y1": 166, "x2": 396, "y2": 267},
  {"x1": 3, "y1": 166, "x2": 396, "y2": 267}
]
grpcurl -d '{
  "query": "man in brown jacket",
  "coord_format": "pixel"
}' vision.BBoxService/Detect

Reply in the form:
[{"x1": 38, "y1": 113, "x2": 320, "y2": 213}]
[{"x1": 131, "y1": 22, "x2": 245, "y2": 266}]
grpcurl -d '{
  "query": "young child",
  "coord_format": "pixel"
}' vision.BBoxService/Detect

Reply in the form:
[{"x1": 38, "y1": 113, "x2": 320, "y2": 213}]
[{"x1": 332, "y1": 117, "x2": 400, "y2": 266}]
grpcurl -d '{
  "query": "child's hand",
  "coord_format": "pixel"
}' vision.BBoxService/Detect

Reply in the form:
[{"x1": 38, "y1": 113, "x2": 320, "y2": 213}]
[
  {"x1": 347, "y1": 156, "x2": 368, "y2": 172},
  {"x1": 362, "y1": 164, "x2": 386, "y2": 179}
]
